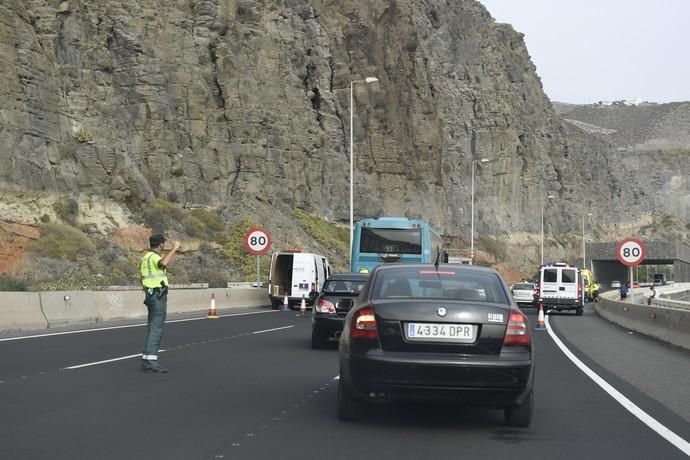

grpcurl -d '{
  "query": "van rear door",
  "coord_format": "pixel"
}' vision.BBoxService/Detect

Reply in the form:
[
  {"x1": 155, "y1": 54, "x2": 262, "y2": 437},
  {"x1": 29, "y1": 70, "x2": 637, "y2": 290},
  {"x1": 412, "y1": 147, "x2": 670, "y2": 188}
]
[
  {"x1": 541, "y1": 267, "x2": 578, "y2": 304},
  {"x1": 559, "y1": 268, "x2": 579, "y2": 301},
  {"x1": 540, "y1": 267, "x2": 560, "y2": 302},
  {"x1": 290, "y1": 253, "x2": 315, "y2": 299}
]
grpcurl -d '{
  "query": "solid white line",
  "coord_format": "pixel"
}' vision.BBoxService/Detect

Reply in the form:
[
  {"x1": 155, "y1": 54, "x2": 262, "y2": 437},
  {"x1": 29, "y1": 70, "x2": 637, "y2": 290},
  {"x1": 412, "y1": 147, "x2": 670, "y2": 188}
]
[
  {"x1": 545, "y1": 315, "x2": 690, "y2": 456},
  {"x1": 251, "y1": 326, "x2": 294, "y2": 334},
  {"x1": 0, "y1": 310, "x2": 278, "y2": 342},
  {"x1": 62, "y1": 353, "x2": 144, "y2": 370}
]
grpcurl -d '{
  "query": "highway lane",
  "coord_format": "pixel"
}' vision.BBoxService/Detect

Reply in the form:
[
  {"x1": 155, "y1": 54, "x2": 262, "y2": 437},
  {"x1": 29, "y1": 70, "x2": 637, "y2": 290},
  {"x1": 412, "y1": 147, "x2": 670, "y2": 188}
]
[{"x1": 1, "y1": 304, "x2": 688, "y2": 459}]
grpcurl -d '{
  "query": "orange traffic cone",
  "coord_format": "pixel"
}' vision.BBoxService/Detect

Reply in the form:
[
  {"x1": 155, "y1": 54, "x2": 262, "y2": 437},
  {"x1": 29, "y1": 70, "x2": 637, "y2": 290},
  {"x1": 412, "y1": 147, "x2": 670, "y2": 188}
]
[
  {"x1": 280, "y1": 294, "x2": 289, "y2": 312},
  {"x1": 535, "y1": 303, "x2": 546, "y2": 330},
  {"x1": 299, "y1": 295, "x2": 307, "y2": 316},
  {"x1": 207, "y1": 293, "x2": 219, "y2": 319}
]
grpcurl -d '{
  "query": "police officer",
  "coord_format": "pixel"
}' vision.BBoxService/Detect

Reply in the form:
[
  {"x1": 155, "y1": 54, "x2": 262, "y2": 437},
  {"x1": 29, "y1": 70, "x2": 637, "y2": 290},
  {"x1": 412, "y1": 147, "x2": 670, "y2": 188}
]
[{"x1": 140, "y1": 233, "x2": 181, "y2": 373}]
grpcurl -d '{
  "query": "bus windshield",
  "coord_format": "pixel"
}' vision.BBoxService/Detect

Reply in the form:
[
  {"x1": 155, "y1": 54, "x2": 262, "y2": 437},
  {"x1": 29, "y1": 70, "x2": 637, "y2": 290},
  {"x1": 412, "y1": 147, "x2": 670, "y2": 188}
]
[{"x1": 360, "y1": 227, "x2": 422, "y2": 254}]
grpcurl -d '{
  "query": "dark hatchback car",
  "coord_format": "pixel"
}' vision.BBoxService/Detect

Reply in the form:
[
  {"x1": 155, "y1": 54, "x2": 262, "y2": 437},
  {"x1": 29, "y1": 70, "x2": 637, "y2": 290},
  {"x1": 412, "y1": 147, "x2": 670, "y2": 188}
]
[
  {"x1": 337, "y1": 264, "x2": 534, "y2": 427},
  {"x1": 311, "y1": 273, "x2": 370, "y2": 349}
]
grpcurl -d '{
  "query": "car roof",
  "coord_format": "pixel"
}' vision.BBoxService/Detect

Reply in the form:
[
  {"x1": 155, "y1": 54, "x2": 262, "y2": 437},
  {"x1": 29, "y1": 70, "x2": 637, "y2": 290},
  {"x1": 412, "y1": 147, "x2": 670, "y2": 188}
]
[
  {"x1": 373, "y1": 263, "x2": 500, "y2": 276},
  {"x1": 326, "y1": 272, "x2": 369, "y2": 280}
]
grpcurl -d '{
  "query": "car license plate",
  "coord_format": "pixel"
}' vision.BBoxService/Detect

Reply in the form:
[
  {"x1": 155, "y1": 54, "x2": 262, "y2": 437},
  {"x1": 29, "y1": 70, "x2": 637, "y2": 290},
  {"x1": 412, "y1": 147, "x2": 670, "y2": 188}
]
[{"x1": 405, "y1": 322, "x2": 476, "y2": 343}]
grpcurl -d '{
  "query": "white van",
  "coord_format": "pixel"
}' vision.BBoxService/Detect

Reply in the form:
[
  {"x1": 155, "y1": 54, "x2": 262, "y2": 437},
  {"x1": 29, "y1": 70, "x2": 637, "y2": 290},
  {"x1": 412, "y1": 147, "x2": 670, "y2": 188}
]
[
  {"x1": 268, "y1": 251, "x2": 330, "y2": 309},
  {"x1": 537, "y1": 263, "x2": 584, "y2": 316}
]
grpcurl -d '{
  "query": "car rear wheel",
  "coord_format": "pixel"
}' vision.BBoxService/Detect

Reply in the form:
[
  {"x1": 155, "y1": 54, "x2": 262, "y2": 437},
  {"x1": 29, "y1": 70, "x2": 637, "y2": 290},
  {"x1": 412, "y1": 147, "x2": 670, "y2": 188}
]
[
  {"x1": 337, "y1": 378, "x2": 363, "y2": 422},
  {"x1": 576, "y1": 307, "x2": 583, "y2": 316},
  {"x1": 504, "y1": 390, "x2": 533, "y2": 427}
]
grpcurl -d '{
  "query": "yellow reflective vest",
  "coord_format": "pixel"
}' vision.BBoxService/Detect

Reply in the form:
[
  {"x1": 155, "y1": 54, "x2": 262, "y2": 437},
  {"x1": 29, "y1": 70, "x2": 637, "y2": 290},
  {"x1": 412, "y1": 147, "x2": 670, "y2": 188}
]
[{"x1": 140, "y1": 251, "x2": 169, "y2": 288}]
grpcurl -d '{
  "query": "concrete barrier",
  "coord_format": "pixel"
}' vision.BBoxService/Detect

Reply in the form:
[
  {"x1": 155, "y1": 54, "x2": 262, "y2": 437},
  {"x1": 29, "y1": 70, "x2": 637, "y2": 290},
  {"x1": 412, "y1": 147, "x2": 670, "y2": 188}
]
[
  {"x1": 0, "y1": 292, "x2": 47, "y2": 333},
  {"x1": 0, "y1": 287, "x2": 269, "y2": 334},
  {"x1": 596, "y1": 290, "x2": 690, "y2": 351},
  {"x1": 40, "y1": 291, "x2": 102, "y2": 328}
]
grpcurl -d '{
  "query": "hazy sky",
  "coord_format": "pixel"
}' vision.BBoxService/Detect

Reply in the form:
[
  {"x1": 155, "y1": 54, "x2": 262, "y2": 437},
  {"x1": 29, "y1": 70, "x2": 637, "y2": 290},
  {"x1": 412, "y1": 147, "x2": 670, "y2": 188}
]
[{"x1": 477, "y1": 0, "x2": 690, "y2": 104}]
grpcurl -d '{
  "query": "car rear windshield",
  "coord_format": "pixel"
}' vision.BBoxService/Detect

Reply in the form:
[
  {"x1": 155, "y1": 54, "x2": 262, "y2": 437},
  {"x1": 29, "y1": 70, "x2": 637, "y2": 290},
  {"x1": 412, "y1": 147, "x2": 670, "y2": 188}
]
[
  {"x1": 514, "y1": 283, "x2": 534, "y2": 290},
  {"x1": 372, "y1": 268, "x2": 509, "y2": 303},
  {"x1": 323, "y1": 279, "x2": 366, "y2": 293}
]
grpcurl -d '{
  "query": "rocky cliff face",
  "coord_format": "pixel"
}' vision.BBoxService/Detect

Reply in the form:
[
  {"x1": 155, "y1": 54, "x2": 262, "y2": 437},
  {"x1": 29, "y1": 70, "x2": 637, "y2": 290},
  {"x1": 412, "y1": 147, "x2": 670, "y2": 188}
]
[{"x1": 0, "y1": 0, "x2": 687, "y2": 279}]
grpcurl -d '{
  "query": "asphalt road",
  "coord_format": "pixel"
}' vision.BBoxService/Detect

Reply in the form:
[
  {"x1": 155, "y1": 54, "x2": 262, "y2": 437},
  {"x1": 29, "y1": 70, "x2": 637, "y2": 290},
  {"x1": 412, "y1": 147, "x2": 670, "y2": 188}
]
[{"x1": 0, "y1": 304, "x2": 688, "y2": 459}]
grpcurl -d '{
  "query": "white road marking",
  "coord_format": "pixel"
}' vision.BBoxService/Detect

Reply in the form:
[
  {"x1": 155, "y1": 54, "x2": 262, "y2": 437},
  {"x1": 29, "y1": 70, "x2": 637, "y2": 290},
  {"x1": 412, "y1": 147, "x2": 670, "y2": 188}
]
[
  {"x1": 545, "y1": 315, "x2": 690, "y2": 456},
  {"x1": 63, "y1": 353, "x2": 145, "y2": 370},
  {"x1": 60, "y1": 323, "x2": 295, "y2": 370},
  {"x1": 251, "y1": 326, "x2": 294, "y2": 334},
  {"x1": 0, "y1": 310, "x2": 278, "y2": 342}
]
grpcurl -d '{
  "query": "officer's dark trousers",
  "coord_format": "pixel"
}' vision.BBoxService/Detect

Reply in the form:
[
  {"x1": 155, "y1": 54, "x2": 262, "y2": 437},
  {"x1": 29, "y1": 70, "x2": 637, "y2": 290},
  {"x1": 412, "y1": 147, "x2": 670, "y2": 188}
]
[{"x1": 142, "y1": 290, "x2": 167, "y2": 368}]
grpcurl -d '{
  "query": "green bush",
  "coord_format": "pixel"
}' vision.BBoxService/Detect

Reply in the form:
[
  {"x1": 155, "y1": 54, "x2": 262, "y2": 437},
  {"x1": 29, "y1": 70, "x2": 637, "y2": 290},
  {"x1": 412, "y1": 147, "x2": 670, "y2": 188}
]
[
  {"x1": 142, "y1": 198, "x2": 186, "y2": 233},
  {"x1": 54, "y1": 198, "x2": 79, "y2": 225},
  {"x1": 0, "y1": 275, "x2": 27, "y2": 291},
  {"x1": 75, "y1": 127, "x2": 94, "y2": 143},
  {"x1": 182, "y1": 208, "x2": 225, "y2": 241},
  {"x1": 478, "y1": 235, "x2": 507, "y2": 262},
  {"x1": 32, "y1": 223, "x2": 96, "y2": 261},
  {"x1": 223, "y1": 218, "x2": 269, "y2": 281},
  {"x1": 293, "y1": 208, "x2": 349, "y2": 259}
]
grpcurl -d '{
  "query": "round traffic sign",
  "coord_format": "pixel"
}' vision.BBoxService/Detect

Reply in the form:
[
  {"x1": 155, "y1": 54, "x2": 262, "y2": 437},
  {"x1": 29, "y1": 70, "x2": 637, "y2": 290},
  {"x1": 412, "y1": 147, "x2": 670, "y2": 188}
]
[
  {"x1": 615, "y1": 237, "x2": 646, "y2": 267},
  {"x1": 243, "y1": 227, "x2": 272, "y2": 255}
]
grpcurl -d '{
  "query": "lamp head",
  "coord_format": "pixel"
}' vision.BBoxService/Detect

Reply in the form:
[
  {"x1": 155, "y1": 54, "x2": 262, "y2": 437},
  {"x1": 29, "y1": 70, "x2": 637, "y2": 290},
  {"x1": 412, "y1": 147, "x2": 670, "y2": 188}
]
[{"x1": 364, "y1": 77, "x2": 379, "y2": 84}]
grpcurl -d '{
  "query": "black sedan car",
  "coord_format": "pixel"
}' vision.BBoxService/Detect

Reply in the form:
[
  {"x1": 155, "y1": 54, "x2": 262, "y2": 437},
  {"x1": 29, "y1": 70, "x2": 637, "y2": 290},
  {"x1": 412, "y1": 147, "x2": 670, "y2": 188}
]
[
  {"x1": 337, "y1": 263, "x2": 534, "y2": 427},
  {"x1": 311, "y1": 272, "x2": 369, "y2": 349}
]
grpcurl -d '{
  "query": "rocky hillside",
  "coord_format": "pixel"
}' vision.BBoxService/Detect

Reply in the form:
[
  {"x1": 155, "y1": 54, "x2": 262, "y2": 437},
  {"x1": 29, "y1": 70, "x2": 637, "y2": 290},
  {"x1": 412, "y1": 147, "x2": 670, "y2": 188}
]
[
  {"x1": 555, "y1": 101, "x2": 690, "y2": 151},
  {"x1": 0, "y1": 0, "x2": 688, "y2": 287}
]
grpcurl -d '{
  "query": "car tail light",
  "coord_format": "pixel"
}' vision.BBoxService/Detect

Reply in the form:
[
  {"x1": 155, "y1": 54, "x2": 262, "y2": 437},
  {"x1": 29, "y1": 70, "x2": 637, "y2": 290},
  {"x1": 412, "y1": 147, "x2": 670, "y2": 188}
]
[
  {"x1": 315, "y1": 298, "x2": 335, "y2": 314},
  {"x1": 350, "y1": 306, "x2": 378, "y2": 340},
  {"x1": 503, "y1": 308, "x2": 531, "y2": 346},
  {"x1": 578, "y1": 281, "x2": 583, "y2": 302}
]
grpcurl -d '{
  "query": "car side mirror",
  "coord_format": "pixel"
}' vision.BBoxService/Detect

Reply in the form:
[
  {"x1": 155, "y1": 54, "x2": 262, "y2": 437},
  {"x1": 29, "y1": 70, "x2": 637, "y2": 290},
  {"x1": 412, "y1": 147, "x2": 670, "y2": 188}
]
[{"x1": 339, "y1": 298, "x2": 354, "y2": 311}]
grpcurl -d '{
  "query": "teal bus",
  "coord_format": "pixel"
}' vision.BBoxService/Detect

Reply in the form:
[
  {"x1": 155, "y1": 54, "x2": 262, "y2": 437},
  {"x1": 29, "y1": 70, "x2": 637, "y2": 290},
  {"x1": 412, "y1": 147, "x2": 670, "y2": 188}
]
[{"x1": 350, "y1": 217, "x2": 445, "y2": 273}]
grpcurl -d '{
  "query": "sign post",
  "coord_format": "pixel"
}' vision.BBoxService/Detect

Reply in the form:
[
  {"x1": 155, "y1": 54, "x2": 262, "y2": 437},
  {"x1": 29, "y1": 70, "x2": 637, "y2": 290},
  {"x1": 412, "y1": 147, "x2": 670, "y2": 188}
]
[
  {"x1": 243, "y1": 227, "x2": 272, "y2": 287},
  {"x1": 615, "y1": 237, "x2": 646, "y2": 301}
]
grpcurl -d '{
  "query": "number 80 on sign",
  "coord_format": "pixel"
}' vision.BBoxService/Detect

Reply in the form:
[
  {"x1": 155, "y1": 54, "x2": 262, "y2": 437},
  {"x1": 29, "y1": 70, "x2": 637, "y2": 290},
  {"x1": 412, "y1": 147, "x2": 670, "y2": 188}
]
[
  {"x1": 243, "y1": 227, "x2": 272, "y2": 255},
  {"x1": 615, "y1": 237, "x2": 646, "y2": 267}
]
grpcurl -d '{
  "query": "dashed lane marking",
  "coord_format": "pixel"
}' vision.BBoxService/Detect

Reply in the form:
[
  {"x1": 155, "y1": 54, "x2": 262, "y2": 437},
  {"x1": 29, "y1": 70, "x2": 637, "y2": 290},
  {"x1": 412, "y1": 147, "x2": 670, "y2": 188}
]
[
  {"x1": 0, "y1": 310, "x2": 279, "y2": 342},
  {"x1": 61, "y1": 325, "x2": 295, "y2": 370}
]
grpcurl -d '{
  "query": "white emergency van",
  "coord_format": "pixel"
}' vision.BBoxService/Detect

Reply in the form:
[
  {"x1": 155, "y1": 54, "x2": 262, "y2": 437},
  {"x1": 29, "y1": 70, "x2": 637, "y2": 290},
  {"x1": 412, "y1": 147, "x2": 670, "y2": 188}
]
[
  {"x1": 537, "y1": 262, "x2": 584, "y2": 316},
  {"x1": 268, "y1": 250, "x2": 330, "y2": 309}
]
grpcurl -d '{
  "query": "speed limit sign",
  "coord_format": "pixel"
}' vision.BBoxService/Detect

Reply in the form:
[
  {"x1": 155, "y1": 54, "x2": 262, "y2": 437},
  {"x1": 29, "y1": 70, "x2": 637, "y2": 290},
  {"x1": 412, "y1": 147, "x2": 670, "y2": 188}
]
[
  {"x1": 615, "y1": 237, "x2": 646, "y2": 267},
  {"x1": 243, "y1": 227, "x2": 272, "y2": 255}
]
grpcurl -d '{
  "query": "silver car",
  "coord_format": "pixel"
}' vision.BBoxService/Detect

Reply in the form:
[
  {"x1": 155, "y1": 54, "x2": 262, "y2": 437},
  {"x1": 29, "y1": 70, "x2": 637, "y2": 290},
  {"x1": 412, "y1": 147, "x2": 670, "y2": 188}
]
[{"x1": 511, "y1": 282, "x2": 536, "y2": 307}]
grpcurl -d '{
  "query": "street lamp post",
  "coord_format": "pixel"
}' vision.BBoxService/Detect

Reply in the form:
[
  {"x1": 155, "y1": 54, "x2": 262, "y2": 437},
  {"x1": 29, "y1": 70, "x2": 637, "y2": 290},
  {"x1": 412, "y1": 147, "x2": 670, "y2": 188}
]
[
  {"x1": 470, "y1": 158, "x2": 491, "y2": 264},
  {"x1": 349, "y1": 76, "x2": 379, "y2": 259},
  {"x1": 541, "y1": 193, "x2": 555, "y2": 265},
  {"x1": 582, "y1": 213, "x2": 592, "y2": 269}
]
